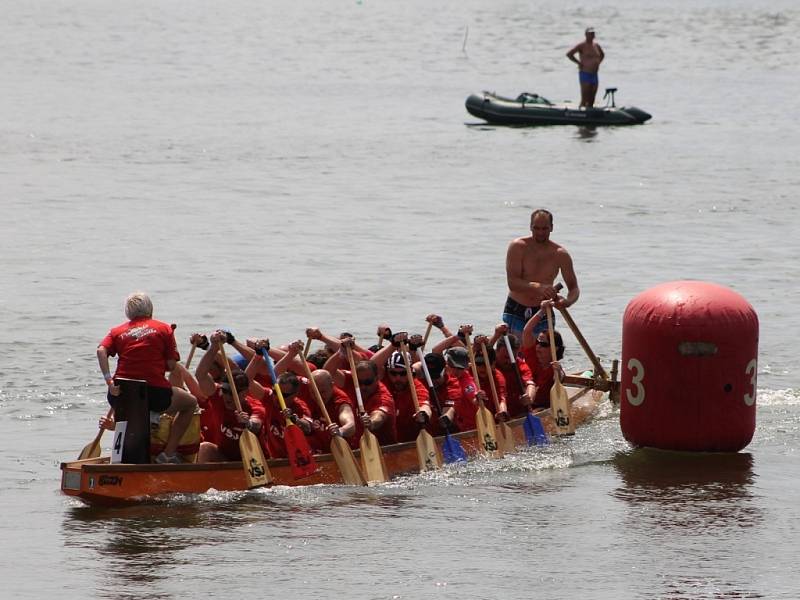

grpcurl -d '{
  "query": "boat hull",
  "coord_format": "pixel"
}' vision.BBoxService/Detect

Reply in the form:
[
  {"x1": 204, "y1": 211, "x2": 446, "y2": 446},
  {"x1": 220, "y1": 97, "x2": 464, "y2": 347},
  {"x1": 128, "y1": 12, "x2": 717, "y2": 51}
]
[
  {"x1": 61, "y1": 390, "x2": 602, "y2": 506},
  {"x1": 466, "y1": 92, "x2": 651, "y2": 126}
]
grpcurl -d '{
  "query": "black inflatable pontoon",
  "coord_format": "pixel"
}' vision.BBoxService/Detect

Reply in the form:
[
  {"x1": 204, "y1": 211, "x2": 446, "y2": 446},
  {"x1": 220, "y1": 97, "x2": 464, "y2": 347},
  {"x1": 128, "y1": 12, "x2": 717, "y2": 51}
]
[{"x1": 465, "y1": 88, "x2": 651, "y2": 126}]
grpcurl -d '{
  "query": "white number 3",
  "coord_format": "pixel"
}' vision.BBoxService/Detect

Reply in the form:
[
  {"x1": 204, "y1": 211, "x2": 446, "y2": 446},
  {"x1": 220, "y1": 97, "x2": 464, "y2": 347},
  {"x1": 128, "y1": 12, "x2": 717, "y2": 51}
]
[
  {"x1": 744, "y1": 359, "x2": 757, "y2": 406},
  {"x1": 626, "y1": 358, "x2": 645, "y2": 406}
]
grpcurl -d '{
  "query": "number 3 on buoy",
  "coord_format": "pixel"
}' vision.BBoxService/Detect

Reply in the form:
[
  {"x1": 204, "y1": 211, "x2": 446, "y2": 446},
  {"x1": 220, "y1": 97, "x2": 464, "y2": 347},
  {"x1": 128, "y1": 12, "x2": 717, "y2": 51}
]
[
  {"x1": 744, "y1": 358, "x2": 757, "y2": 406},
  {"x1": 626, "y1": 358, "x2": 645, "y2": 406}
]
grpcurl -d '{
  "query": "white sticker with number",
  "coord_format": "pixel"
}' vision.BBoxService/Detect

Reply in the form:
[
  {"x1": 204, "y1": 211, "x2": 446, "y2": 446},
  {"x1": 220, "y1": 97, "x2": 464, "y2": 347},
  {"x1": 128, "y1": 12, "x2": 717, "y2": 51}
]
[
  {"x1": 111, "y1": 420, "x2": 127, "y2": 464},
  {"x1": 744, "y1": 358, "x2": 757, "y2": 407},
  {"x1": 626, "y1": 358, "x2": 645, "y2": 406}
]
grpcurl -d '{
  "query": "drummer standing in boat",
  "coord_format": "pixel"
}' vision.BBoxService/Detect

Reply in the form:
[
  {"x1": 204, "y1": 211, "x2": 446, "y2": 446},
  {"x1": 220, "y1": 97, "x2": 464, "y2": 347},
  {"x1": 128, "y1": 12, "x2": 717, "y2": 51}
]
[
  {"x1": 503, "y1": 209, "x2": 579, "y2": 337},
  {"x1": 566, "y1": 27, "x2": 605, "y2": 108}
]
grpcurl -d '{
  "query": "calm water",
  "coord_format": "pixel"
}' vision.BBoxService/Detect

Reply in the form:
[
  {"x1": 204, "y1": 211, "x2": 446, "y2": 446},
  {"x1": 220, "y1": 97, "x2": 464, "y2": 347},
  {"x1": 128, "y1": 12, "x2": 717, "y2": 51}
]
[{"x1": 1, "y1": 1, "x2": 798, "y2": 598}]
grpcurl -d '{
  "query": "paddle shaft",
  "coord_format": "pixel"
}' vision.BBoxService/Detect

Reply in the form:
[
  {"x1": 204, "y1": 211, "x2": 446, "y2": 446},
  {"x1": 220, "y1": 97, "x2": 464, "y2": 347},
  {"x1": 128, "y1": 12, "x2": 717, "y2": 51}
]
[
  {"x1": 301, "y1": 361, "x2": 334, "y2": 425},
  {"x1": 303, "y1": 337, "x2": 311, "y2": 359},
  {"x1": 185, "y1": 342, "x2": 197, "y2": 370},
  {"x1": 557, "y1": 306, "x2": 608, "y2": 380},
  {"x1": 502, "y1": 334, "x2": 526, "y2": 393},
  {"x1": 345, "y1": 346, "x2": 366, "y2": 413},
  {"x1": 399, "y1": 341, "x2": 421, "y2": 412},
  {"x1": 463, "y1": 334, "x2": 482, "y2": 393},
  {"x1": 261, "y1": 350, "x2": 294, "y2": 426},
  {"x1": 421, "y1": 322, "x2": 433, "y2": 350},
  {"x1": 416, "y1": 347, "x2": 444, "y2": 416},
  {"x1": 479, "y1": 342, "x2": 502, "y2": 412}
]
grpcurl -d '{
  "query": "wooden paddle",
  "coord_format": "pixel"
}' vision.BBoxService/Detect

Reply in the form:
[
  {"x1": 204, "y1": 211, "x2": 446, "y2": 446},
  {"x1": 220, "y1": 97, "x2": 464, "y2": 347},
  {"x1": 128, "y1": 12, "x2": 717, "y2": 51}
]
[
  {"x1": 303, "y1": 337, "x2": 312, "y2": 360},
  {"x1": 464, "y1": 332, "x2": 502, "y2": 458},
  {"x1": 557, "y1": 305, "x2": 609, "y2": 380},
  {"x1": 421, "y1": 322, "x2": 433, "y2": 351},
  {"x1": 546, "y1": 306, "x2": 575, "y2": 436},
  {"x1": 299, "y1": 360, "x2": 366, "y2": 485},
  {"x1": 399, "y1": 341, "x2": 442, "y2": 471},
  {"x1": 261, "y1": 349, "x2": 317, "y2": 479},
  {"x1": 345, "y1": 346, "x2": 388, "y2": 483},
  {"x1": 415, "y1": 346, "x2": 467, "y2": 463},
  {"x1": 502, "y1": 334, "x2": 548, "y2": 446},
  {"x1": 78, "y1": 406, "x2": 114, "y2": 460},
  {"x1": 219, "y1": 344, "x2": 272, "y2": 487},
  {"x1": 479, "y1": 341, "x2": 516, "y2": 455}
]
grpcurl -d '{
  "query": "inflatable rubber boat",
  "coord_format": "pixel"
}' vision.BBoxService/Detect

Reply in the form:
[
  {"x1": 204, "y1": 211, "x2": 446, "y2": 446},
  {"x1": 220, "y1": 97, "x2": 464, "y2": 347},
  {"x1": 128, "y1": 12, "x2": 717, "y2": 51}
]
[{"x1": 465, "y1": 88, "x2": 651, "y2": 126}]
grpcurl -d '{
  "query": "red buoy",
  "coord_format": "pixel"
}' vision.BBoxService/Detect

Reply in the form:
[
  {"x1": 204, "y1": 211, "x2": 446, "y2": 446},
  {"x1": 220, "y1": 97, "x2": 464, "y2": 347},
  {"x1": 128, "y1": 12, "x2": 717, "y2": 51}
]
[{"x1": 620, "y1": 281, "x2": 758, "y2": 452}]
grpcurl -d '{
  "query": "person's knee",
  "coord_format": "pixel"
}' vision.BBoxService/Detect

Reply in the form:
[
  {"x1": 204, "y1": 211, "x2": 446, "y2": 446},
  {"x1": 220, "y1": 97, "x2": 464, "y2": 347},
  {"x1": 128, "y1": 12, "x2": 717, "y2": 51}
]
[{"x1": 171, "y1": 388, "x2": 198, "y2": 412}]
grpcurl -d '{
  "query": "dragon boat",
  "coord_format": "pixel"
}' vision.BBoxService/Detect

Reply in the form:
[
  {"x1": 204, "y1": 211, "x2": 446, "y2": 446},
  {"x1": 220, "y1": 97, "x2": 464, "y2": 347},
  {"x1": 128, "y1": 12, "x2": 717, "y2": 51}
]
[
  {"x1": 465, "y1": 88, "x2": 651, "y2": 126},
  {"x1": 61, "y1": 372, "x2": 616, "y2": 506}
]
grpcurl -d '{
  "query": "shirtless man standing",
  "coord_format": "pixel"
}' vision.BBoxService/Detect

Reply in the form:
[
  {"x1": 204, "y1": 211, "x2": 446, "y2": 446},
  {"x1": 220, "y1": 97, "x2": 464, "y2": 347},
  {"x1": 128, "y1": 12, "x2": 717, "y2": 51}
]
[
  {"x1": 566, "y1": 27, "x2": 605, "y2": 108},
  {"x1": 503, "y1": 209, "x2": 579, "y2": 337}
]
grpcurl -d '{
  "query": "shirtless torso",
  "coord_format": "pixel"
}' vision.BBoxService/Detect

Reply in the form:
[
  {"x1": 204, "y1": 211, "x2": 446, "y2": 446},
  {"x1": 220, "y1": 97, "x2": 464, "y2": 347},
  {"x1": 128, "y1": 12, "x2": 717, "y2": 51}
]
[
  {"x1": 505, "y1": 210, "x2": 579, "y2": 309},
  {"x1": 568, "y1": 39, "x2": 604, "y2": 74},
  {"x1": 566, "y1": 28, "x2": 605, "y2": 107}
]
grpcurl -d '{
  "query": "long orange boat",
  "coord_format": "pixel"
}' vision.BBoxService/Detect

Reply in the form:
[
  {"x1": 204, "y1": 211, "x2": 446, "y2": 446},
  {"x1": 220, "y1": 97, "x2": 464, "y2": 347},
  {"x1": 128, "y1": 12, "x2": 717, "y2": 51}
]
[{"x1": 61, "y1": 378, "x2": 612, "y2": 506}]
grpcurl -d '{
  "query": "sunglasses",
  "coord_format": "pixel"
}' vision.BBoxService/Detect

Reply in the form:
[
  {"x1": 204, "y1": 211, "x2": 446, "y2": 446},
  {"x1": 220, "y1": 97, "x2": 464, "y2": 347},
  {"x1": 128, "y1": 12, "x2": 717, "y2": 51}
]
[
  {"x1": 387, "y1": 370, "x2": 406, "y2": 377},
  {"x1": 536, "y1": 339, "x2": 551, "y2": 347},
  {"x1": 358, "y1": 377, "x2": 376, "y2": 386}
]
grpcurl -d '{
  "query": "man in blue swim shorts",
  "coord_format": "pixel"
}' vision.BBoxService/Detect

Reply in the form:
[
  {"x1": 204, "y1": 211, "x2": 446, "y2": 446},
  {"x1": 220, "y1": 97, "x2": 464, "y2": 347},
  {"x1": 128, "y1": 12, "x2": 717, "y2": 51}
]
[
  {"x1": 503, "y1": 209, "x2": 580, "y2": 338},
  {"x1": 566, "y1": 27, "x2": 605, "y2": 107}
]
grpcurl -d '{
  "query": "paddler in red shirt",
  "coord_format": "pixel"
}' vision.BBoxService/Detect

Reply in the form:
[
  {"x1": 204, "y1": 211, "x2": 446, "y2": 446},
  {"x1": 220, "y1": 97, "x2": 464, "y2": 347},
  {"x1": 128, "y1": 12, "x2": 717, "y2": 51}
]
[
  {"x1": 324, "y1": 336, "x2": 397, "y2": 447},
  {"x1": 97, "y1": 292, "x2": 198, "y2": 464},
  {"x1": 489, "y1": 323, "x2": 537, "y2": 417},
  {"x1": 369, "y1": 332, "x2": 432, "y2": 443},
  {"x1": 520, "y1": 300, "x2": 566, "y2": 409},
  {"x1": 194, "y1": 331, "x2": 266, "y2": 462}
]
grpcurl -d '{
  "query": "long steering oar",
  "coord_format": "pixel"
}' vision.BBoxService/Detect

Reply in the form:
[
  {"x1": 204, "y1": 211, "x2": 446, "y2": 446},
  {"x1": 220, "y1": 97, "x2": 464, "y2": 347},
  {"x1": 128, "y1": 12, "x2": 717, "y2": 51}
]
[
  {"x1": 219, "y1": 345, "x2": 272, "y2": 488},
  {"x1": 416, "y1": 347, "x2": 467, "y2": 463},
  {"x1": 480, "y1": 341, "x2": 516, "y2": 455},
  {"x1": 546, "y1": 306, "x2": 575, "y2": 436},
  {"x1": 503, "y1": 335, "x2": 548, "y2": 447},
  {"x1": 557, "y1": 305, "x2": 609, "y2": 380},
  {"x1": 464, "y1": 333, "x2": 502, "y2": 458},
  {"x1": 299, "y1": 360, "x2": 366, "y2": 485},
  {"x1": 399, "y1": 341, "x2": 442, "y2": 471},
  {"x1": 261, "y1": 349, "x2": 318, "y2": 479},
  {"x1": 345, "y1": 346, "x2": 388, "y2": 483}
]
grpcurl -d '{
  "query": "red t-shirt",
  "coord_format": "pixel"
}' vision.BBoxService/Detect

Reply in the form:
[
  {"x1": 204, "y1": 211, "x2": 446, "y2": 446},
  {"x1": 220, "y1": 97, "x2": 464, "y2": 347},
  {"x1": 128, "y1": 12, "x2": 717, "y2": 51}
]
[
  {"x1": 451, "y1": 370, "x2": 478, "y2": 433},
  {"x1": 258, "y1": 388, "x2": 312, "y2": 459},
  {"x1": 520, "y1": 348, "x2": 555, "y2": 408},
  {"x1": 476, "y1": 366, "x2": 507, "y2": 414},
  {"x1": 499, "y1": 358, "x2": 535, "y2": 417},
  {"x1": 100, "y1": 318, "x2": 179, "y2": 388},
  {"x1": 199, "y1": 388, "x2": 266, "y2": 460},
  {"x1": 306, "y1": 385, "x2": 353, "y2": 453},
  {"x1": 385, "y1": 377, "x2": 431, "y2": 443},
  {"x1": 341, "y1": 374, "x2": 397, "y2": 447}
]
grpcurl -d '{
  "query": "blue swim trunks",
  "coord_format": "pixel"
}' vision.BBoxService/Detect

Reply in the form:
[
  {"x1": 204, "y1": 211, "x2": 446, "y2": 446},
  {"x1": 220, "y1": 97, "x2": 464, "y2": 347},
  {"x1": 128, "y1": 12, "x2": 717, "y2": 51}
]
[
  {"x1": 502, "y1": 296, "x2": 554, "y2": 338},
  {"x1": 579, "y1": 71, "x2": 599, "y2": 85}
]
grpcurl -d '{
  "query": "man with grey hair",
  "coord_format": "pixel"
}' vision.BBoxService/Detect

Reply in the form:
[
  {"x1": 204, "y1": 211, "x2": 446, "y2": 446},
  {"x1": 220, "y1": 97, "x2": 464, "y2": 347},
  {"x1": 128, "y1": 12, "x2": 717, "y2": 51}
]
[{"x1": 97, "y1": 291, "x2": 198, "y2": 463}]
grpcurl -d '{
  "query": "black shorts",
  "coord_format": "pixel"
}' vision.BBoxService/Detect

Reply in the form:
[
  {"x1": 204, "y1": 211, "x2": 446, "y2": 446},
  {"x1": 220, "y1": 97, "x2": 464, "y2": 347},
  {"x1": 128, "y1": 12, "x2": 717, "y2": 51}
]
[{"x1": 107, "y1": 384, "x2": 173, "y2": 413}]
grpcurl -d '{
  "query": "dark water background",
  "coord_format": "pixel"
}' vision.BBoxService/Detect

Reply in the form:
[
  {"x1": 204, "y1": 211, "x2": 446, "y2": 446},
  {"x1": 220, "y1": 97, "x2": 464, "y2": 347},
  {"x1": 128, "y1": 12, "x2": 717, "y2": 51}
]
[{"x1": 1, "y1": 1, "x2": 798, "y2": 598}]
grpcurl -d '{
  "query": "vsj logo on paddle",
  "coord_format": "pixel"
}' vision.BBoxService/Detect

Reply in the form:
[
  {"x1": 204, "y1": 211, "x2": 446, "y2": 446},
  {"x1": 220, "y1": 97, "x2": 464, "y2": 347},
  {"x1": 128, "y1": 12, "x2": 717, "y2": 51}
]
[
  {"x1": 555, "y1": 410, "x2": 571, "y2": 428},
  {"x1": 248, "y1": 458, "x2": 266, "y2": 478}
]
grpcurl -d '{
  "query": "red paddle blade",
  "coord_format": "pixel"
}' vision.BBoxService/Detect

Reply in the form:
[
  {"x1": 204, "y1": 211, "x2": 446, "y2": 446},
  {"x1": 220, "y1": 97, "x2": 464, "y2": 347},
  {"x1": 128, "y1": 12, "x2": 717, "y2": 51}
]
[{"x1": 284, "y1": 424, "x2": 318, "y2": 479}]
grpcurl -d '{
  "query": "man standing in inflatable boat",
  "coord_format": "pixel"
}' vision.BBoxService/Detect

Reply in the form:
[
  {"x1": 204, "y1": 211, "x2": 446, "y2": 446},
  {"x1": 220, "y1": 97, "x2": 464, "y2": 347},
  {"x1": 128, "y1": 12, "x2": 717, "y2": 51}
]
[{"x1": 566, "y1": 27, "x2": 605, "y2": 108}]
